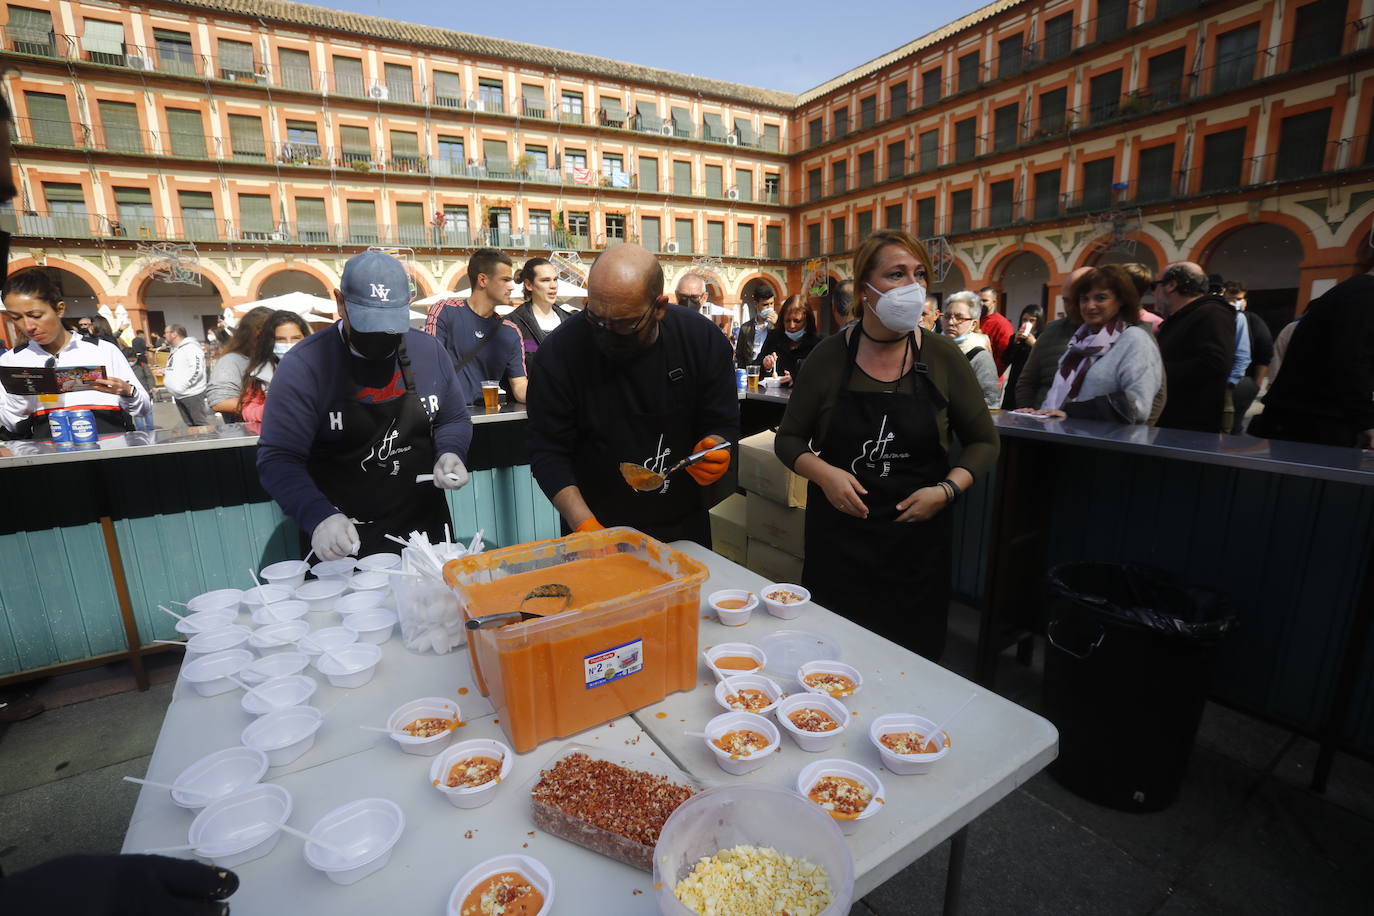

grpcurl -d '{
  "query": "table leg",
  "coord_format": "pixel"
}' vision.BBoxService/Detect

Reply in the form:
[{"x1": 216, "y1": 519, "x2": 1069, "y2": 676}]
[
  {"x1": 100, "y1": 515, "x2": 148, "y2": 691},
  {"x1": 943, "y1": 825, "x2": 969, "y2": 916}
]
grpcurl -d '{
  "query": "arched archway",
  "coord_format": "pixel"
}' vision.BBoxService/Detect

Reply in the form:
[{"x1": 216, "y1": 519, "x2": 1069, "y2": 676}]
[
  {"x1": 257, "y1": 269, "x2": 329, "y2": 299},
  {"x1": 1202, "y1": 222, "x2": 1306, "y2": 330},
  {"x1": 138, "y1": 274, "x2": 226, "y2": 343},
  {"x1": 995, "y1": 251, "x2": 1050, "y2": 317},
  {"x1": 41, "y1": 266, "x2": 101, "y2": 317}
]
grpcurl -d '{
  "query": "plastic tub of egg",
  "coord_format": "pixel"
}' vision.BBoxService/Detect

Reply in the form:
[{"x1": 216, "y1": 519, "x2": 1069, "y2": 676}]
[
  {"x1": 702, "y1": 710, "x2": 780, "y2": 776},
  {"x1": 186, "y1": 588, "x2": 244, "y2": 615},
  {"x1": 760, "y1": 583, "x2": 810, "y2": 620},
  {"x1": 429, "y1": 738, "x2": 513, "y2": 808},
  {"x1": 702, "y1": 643, "x2": 766, "y2": 681},
  {"x1": 186, "y1": 783, "x2": 292, "y2": 868},
  {"x1": 169, "y1": 746, "x2": 270, "y2": 810},
  {"x1": 239, "y1": 651, "x2": 309, "y2": 686},
  {"x1": 185, "y1": 624, "x2": 252, "y2": 656},
  {"x1": 706, "y1": 589, "x2": 757, "y2": 627},
  {"x1": 302, "y1": 798, "x2": 405, "y2": 886},
  {"x1": 868, "y1": 713, "x2": 951, "y2": 775},
  {"x1": 713, "y1": 674, "x2": 785, "y2": 717},
  {"x1": 795, "y1": 759, "x2": 886, "y2": 836},
  {"x1": 385, "y1": 697, "x2": 461, "y2": 756},
  {"x1": 241, "y1": 706, "x2": 323, "y2": 766},
  {"x1": 251, "y1": 599, "x2": 310, "y2": 627},
  {"x1": 775, "y1": 693, "x2": 850, "y2": 753},
  {"x1": 180, "y1": 649, "x2": 254, "y2": 697},
  {"x1": 241, "y1": 674, "x2": 318, "y2": 717},
  {"x1": 797, "y1": 660, "x2": 863, "y2": 701},
  {"x1": 259, "y1": 559, "x2": 309, "y2": 591},
  {"x1": 343, "y1": 609, "x2": 398, "y2": 645},
  {"x1": 240, "y1": 584, "x2": 294, "y2": 615},
  {"x1": 448, "y1": 854, "x2": 553, "y2": 916},
  {"x1": 174, "y1": 609, "x2": 236, "y2": 636},
  {"x1": 248, "y1": 620, "x2": 309, "y2": 655},
  {"x1": 653, "y1": 784, "x2": 854, "y2": 916}
]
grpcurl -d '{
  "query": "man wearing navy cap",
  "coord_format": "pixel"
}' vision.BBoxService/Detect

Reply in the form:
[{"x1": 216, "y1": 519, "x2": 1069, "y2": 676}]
[{"x1": 257, "y1": 250, "x2": 473, "y2": 560}]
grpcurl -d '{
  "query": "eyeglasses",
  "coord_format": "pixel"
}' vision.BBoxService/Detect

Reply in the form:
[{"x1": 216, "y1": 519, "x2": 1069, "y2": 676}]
[
  {"x1": 676, "y1": 294, "x2": 703, "y2": 309},
  {"x1": 583, "y1": 300, "x2": 656, "y2": 335},
  {"x1": 948, "y1": 314, "x2": 975, "y2": 324}
]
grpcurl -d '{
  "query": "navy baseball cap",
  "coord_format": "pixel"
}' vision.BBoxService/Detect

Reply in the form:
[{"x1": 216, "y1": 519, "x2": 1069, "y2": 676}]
[{"x1": 340, "y1": 250, "x2": 411, "y2": 333}]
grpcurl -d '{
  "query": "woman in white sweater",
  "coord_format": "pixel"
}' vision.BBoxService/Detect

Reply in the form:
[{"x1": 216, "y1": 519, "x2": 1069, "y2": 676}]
[{"x1": 1016, "y1": 265, "x2": 1162, "y2": 424}]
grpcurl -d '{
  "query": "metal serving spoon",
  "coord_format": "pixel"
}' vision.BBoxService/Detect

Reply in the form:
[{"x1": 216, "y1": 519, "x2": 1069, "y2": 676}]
[
  {"x1": 619, "y1": 440, "x2": 733, "y2": 492},
  {"x1": 465, "y1": 584, "x2": 573, "y2": 630}
]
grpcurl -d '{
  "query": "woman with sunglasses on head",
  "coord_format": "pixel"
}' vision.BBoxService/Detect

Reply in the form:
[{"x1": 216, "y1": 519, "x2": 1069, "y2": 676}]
[
  {"x1": 506, "y1": 257, "x2": 573, "y2": 373},
  {"x1": 0, "y1": 269, "x2": 151, "y2": 438},
  {"x1": 237, "y1": 310, "x2": 311, "y2": 425},
  {"x1": 773, "y1": 230, "x2": 997, "y2": 660}
]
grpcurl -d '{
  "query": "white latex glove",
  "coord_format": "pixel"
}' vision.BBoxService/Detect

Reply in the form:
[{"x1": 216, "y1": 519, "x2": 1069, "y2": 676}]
[
  {"x1": 312, "y1": 513, "x2": 359, "y2": 561},
  {"x1": 432, "y1": 453, "x2": 470, "y2": 490}
]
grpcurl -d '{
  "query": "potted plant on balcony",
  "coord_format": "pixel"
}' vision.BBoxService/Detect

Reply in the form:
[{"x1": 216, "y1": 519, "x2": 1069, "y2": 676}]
[{"x1": 514, "y1": 153, "x2": 534, "y2": 178}]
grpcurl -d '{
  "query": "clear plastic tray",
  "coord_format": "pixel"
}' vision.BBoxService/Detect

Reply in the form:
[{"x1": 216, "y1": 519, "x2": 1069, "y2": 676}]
[
  {"x1": 756, "y1": 629, "x2": 841, "y2": 683},
  {"x1": 525, "y1": 741, "x2": 699, "y2": 872}
]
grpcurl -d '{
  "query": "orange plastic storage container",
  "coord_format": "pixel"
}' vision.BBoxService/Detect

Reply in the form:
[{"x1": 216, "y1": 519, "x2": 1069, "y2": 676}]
[{"x1": 449, "y1": 528, "x2": 708, "y2": 753}]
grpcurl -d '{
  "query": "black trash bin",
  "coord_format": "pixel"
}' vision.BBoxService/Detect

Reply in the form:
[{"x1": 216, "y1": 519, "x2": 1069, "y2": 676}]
[{"x1": 1042, "y1": 562, "x2": 1235, "y2": 812}]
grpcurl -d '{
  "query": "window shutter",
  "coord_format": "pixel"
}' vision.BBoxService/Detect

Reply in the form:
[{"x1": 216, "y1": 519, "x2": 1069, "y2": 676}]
[
  {"x1": 82, "y1": 19, "x2": 124, "y2": 56},
  {"x1": 218, "y1": 39, "x2": 255, "y2": 77},
  {"x1": 43, "y1": 182, "x2": 85, "y2": 204},
  {"x1": 25, "y1": 92, "x2": 73, "y2": 145},
  {"x1": 433, "y1": 71, "x2": 462, "y2": 106},
  {"x1": 520, "y1": 84, "x2": 547, "y2": 116},
  {"x1": 636, "y1": 102, "x2": 661, "y2": 131},
  {"x1": 165, "y1": 108, "x2": 205, "y2": 157},
  {"x1": 638, "y1": 157, "x2": 659, "y2": 192},
  {"x1": 279, "y1": 48, "x2": 312, "y2": 90},
  {"x1": 238, "y1": 194, "x2": 273, "y2": 233},
  {"x1": 702, "y1": 112, "x2": 725, "y2": 141},
  {"x1": 390, "y1": 130, "x2": 419, "y2": 157},
  {"x1": 670, "y1": 106, "x2": 691, "y2": 137},
  {"x1": 98, "y1": 100, "x2": 141, "y2": 152},
  {"x1": 228, "y1": 114, "x2": 264, "y2": 159},
  {"x1": 641, "y1": 217, "x2": 660, "y2": 252},
  {"x1": 673, "y1": 160, "x2": 692, "y2": 193}
]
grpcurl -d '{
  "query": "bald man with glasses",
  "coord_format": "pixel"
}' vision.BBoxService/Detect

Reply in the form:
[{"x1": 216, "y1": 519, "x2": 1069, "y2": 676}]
[{"x1": 527, "y1": 244, "x2": 739, "y2": 546}]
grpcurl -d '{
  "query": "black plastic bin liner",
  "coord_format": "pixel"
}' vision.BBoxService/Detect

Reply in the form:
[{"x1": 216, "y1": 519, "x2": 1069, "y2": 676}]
[{"x1": 1042, "y1": 562, "x2": 1236, "y2": 812}]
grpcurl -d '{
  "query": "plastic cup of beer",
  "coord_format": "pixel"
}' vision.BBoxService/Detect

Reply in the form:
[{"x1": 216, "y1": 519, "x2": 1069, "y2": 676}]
[
  {"x1": 480, "y1": 380, "x2": 500, "y2": 412},
  {"x1": 746, "y1": 366, "x2": 760, "y2": 391}
]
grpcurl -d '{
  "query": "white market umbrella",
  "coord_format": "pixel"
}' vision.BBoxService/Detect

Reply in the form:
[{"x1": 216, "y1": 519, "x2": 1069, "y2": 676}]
[
  {"x1": 556, "y1": 280, "x2": 587, "y2": 299},
  {"x1": 233, "y1": 291, "x2": 338, "y2": 319}
]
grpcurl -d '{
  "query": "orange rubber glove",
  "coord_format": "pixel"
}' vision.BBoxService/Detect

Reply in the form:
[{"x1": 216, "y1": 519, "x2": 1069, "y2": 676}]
[
  {"x1": 574, "y1": 517, "x2": 604, "y2": 533},
  {"x1": 686, "y1": 435, "x2": 730, "y2": 486}
]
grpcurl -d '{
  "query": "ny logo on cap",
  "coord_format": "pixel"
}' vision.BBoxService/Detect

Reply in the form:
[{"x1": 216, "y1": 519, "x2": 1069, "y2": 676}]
[{"x1": 370, "y1": 283, "x2": 391, "y2": 301}]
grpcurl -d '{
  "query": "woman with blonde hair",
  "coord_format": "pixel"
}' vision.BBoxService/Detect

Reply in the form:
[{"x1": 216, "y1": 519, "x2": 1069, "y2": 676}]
[{"x1": 774, "y1": 230, "x2": 998, "y2": 659}]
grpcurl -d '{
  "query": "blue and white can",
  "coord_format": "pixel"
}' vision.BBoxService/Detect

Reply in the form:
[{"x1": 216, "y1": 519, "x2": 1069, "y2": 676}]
[
  {"x1": 67, "y1": 409, "x2": 99, "y2": 447},
  {"x1": 47, "y1": 410, "x2": 73, "y2": 448},
  {"x1": 735, "y1": 368, "x2": 747, "y2": 391}
]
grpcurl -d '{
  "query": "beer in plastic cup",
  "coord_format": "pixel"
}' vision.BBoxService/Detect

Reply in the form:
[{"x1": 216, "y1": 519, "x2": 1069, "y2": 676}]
[
  {"x1": 481, "y1": 380, "x2": 500, "y2": 411},
  {"x1": 746, "y1": 365, "x2": 761, "y2": 391}
]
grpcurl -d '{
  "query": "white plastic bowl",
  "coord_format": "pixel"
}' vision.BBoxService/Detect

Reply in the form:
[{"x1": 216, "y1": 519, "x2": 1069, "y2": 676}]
[
  {"x1": 335, "y1": 591, "x2": 387, "y2": 617},
  {"x1": 706, "y1": 589, "x2": 758, "y2": 627},
  {"x1": 760, "y1": 583, "x2": 811, "y2": 620},
  {"x1": 241, "y1": 674, "x2": 318, "y2": 716},
  {"x1": 240, "y1": 583, "x2": 294, "y2": 612},
  {"x1": 187, "y1": 783, "x2": 292, "y2": 868},
  {"x1": 796, "y1": 758, "x2": 886, "y2": 835},
  {"x1": 775, "y1": 693, "x2": 851, "y2": 753},
  {"x1": 314, "y1": 642, "x2": 382, "y2": 688},
  {"x1": 429, "y1": 739, "x2": 513, "y2": 808},
  {"x1": 356, "y1": 553, "x2": 402, "y2": 572},
  {"x1": 248, "y1": 620, "x2": 310, "y2": 655},
  {"x1": 181, "y1": 649, "x2": 254, "y2": 697},
  {"x1": 239, "y1": 651, "x2": 309, "y2": 685},
  {"x1": 174, "y1": 610, "x2": 236, "y2": 636},
  {"x1": 302, "y1": 797, "x2": 405, "y2": 885},
  {"x1": 170, "y1": 746, "x2": 270, "y2": 809},
  {"x1": 186, "y1": 588, "x2": 244, "y2": 614},
  {"x1": 343, "y1": 609, "x2": 397, "y2": 645},
  {"x1": 797, "y1": 660, "x2": 864, "y2": 700},
  {"x1": 713, "y1": 674, "x2": 785, "y2": 716},
  {"x1": 294, "y1": 578, "x2": 347, "y2": 613},
  {"x1": 347, "y1": 570, "x2": 391, "y2": 594},
  {"x1": 385, "y1": 697, "x2": 461, "y2": 756},
  {"x1": 869, "y1": 713, "x2": 951, "y2": 775},
  {"x1": 448, "y1": 854, "x2": 553, "y2": 916},
  {"x1": 251, "y1": 599, "x2": 311, "y2": 626},
  {"x1": 260, "y1": 559, "x2": 309, "y2": 591},
  {"x1": 703, "y1": 710, "x2": 781, "y2": 776},
  {"x1": 185, "y1": 624, "x2": 252, "y2": 656},
  {"x1": 241, "y1": 706, "x2": 323, "y2": 766},
  {"x1": 297, "y1": 626, "x2": 357, "y2": 658},
  {"x1": 310, "y1": 558, "x2": 357, "y2": 580},
  {"x1": 703, "y1": 642, "x2": 767, "y2": 680}
]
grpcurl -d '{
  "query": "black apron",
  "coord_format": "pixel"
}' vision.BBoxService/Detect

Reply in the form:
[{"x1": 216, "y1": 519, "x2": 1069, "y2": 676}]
[
  {"x1": 802, "y1": 328, "x2": 954, "y2": 660},
  {"x1": 306, "y1": 340, "x2": 449, "y2": 557},
  {"x1": 568, "y1": 322, "x2": 712, "y2": 547}
]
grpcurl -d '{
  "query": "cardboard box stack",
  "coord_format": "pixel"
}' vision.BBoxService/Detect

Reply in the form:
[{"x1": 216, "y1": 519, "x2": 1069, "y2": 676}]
[{"x1": 736, "y1": 430, "x2": 808, "y2": 582}]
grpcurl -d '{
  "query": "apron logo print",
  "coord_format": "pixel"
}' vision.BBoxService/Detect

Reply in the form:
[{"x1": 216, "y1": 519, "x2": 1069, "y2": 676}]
[
  {"x1": 391, "y1": 460, "x2": 400, "y2": 477},
  {"x1": 361, "y1": 420, "x2": 413, "y2": 473},
  {"x1": 638, "y1": 434, "x2": 672, "y2": 495},
  {"x1": 852, "y1": 415, "x2": 909, "y2": 479}
]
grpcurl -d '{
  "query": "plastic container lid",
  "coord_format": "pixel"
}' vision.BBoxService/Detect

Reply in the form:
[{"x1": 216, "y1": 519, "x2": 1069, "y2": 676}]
[{"x1": 756, "y1": 629, "x2": 840, "y2": 683}]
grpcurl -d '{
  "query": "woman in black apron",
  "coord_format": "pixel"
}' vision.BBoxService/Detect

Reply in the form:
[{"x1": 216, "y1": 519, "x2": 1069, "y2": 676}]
[
  {"x1": 776, "y1": 230, "x2": 999, "y2": 660},
  {"x1": 306, "y1": 339, "x2": 450, "y2": 557}
]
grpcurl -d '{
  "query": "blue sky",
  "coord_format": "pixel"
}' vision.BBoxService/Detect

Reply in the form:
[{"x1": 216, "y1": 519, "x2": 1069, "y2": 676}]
[{"x1": 312, "y1": 0, "x2": 991, "y2": 94}]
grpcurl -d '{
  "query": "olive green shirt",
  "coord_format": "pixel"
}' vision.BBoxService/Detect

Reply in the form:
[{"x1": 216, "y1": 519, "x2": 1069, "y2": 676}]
[{"x1": 774, "y1": 328, "x2": 1000, "y2": 480}]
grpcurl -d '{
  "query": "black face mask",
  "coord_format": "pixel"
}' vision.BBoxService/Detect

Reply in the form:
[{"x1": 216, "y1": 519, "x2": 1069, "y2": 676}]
[
  {"x1": 350, "y1": 329, "x2": 400, "y2": 360},
  {"x1": 594, "y1": 326, "x2": 651, "y2": 363}
]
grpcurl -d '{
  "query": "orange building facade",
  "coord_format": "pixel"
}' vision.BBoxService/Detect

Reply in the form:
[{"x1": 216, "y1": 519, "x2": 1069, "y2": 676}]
[{"x1": 0, "y1": 0, "x2": 1369, "y2": 337}]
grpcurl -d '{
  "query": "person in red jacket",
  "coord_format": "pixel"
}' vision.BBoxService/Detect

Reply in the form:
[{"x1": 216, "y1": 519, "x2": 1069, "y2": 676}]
[{"x1": 979, "y1": 286, "x2": 1014, "y2": 373}]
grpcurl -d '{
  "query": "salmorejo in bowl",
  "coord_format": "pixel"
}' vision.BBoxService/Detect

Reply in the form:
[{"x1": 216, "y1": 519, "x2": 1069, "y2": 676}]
[{"x1": 868, "y1": 713, "x2": 951, "y2": 775}]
